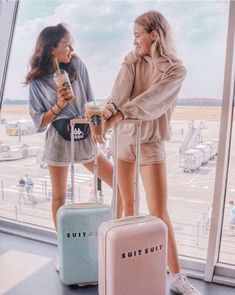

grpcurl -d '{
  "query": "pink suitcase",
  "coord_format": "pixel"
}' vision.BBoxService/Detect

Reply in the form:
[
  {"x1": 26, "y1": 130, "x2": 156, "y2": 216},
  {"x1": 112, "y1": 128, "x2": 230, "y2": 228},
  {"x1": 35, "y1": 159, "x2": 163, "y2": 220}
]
[{"x1": 98, "y1": 121, "x2": 168, "y2": 295}]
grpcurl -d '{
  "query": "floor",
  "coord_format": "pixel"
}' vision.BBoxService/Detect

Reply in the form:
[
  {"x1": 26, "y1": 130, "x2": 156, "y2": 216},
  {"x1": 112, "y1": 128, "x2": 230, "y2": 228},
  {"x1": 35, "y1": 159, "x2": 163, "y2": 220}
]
[{"x1": 0, "y1": 231, "x2": 234, "y2": 295}]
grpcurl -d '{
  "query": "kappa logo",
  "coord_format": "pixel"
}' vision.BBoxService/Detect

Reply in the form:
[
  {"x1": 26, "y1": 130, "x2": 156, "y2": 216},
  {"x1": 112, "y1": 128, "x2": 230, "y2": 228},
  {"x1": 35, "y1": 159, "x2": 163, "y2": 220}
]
[
  {"x1": 121, "y1": 244, "x2": 163, "y2": 259},
  {"x1": 73, "y1": 127, "x2": 84, "y2": 140}
]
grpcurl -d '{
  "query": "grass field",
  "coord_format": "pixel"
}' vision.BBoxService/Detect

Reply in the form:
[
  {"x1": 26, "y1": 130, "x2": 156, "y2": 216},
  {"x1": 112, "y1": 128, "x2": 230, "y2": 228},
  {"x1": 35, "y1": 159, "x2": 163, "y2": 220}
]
[
  {"x1": 1, "y1": 105, "x2": 29, "y2": 119},
  {"x1": 1, "y1": 104, "x2": 223, "y2": 121},
  {"x1": 172, "y1": 106, "x2": 222, "y2": 121}
]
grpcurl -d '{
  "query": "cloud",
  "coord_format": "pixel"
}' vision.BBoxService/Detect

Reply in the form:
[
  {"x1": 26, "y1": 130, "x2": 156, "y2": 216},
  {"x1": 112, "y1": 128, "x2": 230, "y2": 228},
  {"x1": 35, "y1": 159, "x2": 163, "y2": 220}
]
[{"x1": 4, "y1": 0, "x2": 230, "y2": 100}]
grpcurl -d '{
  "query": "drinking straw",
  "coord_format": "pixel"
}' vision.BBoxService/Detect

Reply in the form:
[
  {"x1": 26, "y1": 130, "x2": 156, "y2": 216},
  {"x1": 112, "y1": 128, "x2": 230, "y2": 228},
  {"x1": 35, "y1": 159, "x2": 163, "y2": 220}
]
[{"x1": 54, "y1": 58, "x2": 60, "y2": 71}]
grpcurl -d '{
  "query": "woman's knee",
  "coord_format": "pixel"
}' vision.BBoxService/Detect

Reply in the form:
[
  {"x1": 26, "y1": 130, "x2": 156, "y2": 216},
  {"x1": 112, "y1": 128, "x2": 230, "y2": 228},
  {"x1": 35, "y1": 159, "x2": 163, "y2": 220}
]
[
  {"x1": 150, "y1": 210, "x2": 169, "y2": 222},
  {"x1": 52, "y1": 193, "x2": 66, "y2": 206},
  {"x1": 96, "y1": 155, "x2": 113, "y2": 186}
]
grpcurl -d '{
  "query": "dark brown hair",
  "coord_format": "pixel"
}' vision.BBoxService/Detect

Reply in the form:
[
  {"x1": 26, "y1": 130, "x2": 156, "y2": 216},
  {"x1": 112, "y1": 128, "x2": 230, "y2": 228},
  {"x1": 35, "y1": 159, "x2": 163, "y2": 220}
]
[{"x1": 25, "y1": 23, "x2": 76, "y2": 84}]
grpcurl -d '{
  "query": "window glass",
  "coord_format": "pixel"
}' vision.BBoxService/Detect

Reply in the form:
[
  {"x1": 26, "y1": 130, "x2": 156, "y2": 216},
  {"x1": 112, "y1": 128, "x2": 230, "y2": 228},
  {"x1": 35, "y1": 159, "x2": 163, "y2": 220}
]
[
  {"x1": 220, "y1": 95, "x2": 235, "y2": 265},
  {"x1": 0, "y1": 1, "x2": 229, "y2": 264}
]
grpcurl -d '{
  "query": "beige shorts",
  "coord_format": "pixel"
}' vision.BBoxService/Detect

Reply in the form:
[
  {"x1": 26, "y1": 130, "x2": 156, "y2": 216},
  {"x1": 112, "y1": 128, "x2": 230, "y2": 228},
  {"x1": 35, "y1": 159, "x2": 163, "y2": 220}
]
[{"x1": 114, "y1": 141, "x2": 166, "y2": 165}]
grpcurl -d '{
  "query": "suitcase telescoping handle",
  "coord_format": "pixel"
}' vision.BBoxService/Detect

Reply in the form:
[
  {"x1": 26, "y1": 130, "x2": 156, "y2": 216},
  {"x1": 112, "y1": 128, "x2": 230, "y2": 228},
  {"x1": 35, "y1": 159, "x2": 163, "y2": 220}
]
[
  {"x1": 70, "y1": 118, "x2": 98, "y2": 204},
  {"x1": 113, "y1": 119, "x2": 142, "y2": 219}
]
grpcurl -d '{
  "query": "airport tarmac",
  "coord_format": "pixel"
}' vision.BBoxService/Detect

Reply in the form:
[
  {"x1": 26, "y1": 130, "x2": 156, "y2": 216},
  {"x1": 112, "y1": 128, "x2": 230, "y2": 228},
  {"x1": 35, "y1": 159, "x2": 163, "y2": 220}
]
[{"x1": 0, "y1": 106, "x2": 234, "y2": 265}]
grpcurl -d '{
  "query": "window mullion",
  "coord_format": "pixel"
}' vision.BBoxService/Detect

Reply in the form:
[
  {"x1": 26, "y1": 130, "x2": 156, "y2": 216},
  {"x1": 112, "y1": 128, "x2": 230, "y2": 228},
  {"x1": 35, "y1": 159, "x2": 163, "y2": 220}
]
[{"x1": 205, "y1": 0, "x2": 235, "y2": 282}]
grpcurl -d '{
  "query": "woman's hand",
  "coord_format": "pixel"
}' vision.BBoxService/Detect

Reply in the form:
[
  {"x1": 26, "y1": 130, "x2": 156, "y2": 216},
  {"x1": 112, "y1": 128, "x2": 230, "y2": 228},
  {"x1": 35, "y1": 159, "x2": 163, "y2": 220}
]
[
  {"x1": 105, "y1": 111, "x2": 124, "y2": 130},
  {"x1": 103, "y1": 102, "x2": 117, "y2": 120},
  {"x1": 91, "y1": 133, "x2": 106, "y2": 145},
  {"x1": 56, "y1": 86, "x2": 75, "y2": 108},
  {"x1": 103, "y1": 107, "x2": 112, "y2": 120},
  {"x1": 91, "y1": 111, "x2": 124, "y2": 144}
]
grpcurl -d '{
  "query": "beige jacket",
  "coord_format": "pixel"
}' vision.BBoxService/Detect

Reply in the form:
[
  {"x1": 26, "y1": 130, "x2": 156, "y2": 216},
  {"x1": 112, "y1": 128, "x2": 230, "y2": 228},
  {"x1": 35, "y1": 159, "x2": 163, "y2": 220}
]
[{"x1": 108, "y1": 51, "x2": 186, "y2": 144}]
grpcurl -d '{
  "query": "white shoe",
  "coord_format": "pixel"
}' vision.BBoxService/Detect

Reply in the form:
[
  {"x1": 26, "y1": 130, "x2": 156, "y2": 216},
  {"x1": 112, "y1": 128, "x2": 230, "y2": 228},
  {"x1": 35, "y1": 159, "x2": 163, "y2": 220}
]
[
  {"x1": 170, "y1": 273, "x2": 202, "y2": 295},
  {"x1": 55, "y1": 256, "x2": 59, "y2": 272}
]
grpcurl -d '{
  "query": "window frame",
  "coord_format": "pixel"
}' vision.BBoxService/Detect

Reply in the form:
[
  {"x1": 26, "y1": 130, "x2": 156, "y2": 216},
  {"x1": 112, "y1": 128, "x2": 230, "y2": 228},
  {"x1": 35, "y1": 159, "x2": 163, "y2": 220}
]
[
  {"x1": 0, "y1": 0, "x2": 19, "y2": 108},
  {"x1": 0, "y1": 0, "x2": 235, "y2": 287},
  {"x1": 204, "y1": 0, "x2": 235, "y2": 284}
]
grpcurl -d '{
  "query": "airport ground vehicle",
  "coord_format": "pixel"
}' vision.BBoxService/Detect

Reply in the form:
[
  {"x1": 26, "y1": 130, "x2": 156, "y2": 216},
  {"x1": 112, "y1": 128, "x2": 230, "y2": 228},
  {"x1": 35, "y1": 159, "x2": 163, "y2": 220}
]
[
  {"x1": 0, "y1": 143, "x2": 25, "y2": 160},
  {"x1": 5, "y1": 119, "x2": 36, "y2": 136},
  {"x1": 0, "y1": 143, "x2": 42, "y2": 161},
  {"x1": 179, "y1": 149, "x2": 203, "y2": 172}
]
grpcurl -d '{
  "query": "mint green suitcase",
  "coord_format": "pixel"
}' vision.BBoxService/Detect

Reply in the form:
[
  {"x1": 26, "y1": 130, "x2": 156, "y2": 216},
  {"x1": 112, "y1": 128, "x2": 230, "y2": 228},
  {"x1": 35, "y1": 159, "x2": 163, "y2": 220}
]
[
  {"x1": 57, "y1": 119, "x2": 112, "y2": 285},
  {"x1": 57, "y1": 203, "x2": 112, "y2": 285}
]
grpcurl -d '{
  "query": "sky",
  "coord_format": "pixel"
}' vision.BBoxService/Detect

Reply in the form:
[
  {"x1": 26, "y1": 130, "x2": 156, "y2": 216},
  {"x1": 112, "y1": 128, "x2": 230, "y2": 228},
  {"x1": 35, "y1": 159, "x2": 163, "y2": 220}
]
[{"x1": 4, "y1": 0, "x2": 230, "y2": 100}]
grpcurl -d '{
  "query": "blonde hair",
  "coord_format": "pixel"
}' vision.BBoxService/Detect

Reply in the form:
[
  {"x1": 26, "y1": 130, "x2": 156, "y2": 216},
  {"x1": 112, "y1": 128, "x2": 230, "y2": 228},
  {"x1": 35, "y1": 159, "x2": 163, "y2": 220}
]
[{"x1": 125, "y1": 10, "x2": 181, "y2": 68}]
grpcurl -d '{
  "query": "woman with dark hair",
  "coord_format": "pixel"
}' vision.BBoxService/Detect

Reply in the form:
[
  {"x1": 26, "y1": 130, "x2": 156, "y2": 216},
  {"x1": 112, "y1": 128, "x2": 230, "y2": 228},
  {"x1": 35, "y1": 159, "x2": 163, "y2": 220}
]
[
  {"x1": 25, "y1": 24, "x2": 121, "y2": 270},
  {"x1": 100, "y1": 11, "x2": 202, "y2": 295}
]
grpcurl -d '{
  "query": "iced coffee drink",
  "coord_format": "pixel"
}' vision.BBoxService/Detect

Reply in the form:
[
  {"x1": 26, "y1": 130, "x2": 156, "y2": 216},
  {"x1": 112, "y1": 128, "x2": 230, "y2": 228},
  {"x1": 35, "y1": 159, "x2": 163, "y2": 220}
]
[
  {"x1": 85, "y1": 101, "x2": 104, "y2": 136},
  {"x1": 53, "y1": 69, "x2": 74, "y2": 96}
]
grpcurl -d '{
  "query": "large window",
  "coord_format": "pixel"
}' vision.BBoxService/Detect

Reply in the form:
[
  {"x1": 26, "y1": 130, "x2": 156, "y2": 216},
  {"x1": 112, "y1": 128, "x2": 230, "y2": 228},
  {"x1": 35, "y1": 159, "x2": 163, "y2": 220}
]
[
  {"x1": 0, "y1": 0, "x2": 235, "y2": 284},
  {"x1": 220, "y1": 97, "x2": 235, "y2": 265},
  {"x1": 167, "y1": 107, "x2": 221, "y2": 260}
]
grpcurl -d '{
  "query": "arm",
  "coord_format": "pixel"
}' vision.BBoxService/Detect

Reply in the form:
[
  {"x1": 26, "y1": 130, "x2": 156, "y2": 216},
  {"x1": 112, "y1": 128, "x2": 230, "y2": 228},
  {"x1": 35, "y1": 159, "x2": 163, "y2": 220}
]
[
  {"x1": 29, "y1": 81, "x2": 73, "y2": 131},
  {"x1": 93, "y1": 111, "x2": 124, "y2": 145},
  {"x1": 119, "y1": 64, "x2": 186, "y2": 120},
  {"x1": 40, "y1": 87, "x2": 74, "y2": 128},
  {"x1": 103, "y1": 63, "x2": 135, "y2": 120},
  {"x1": 96, "y1": 62, "x2": 133, "y2": 143},
  {"x1": 96, "y1": 62, "x2": 134, "y2": 142},
  {"x1": 29, "y1": 83, "x2": 48, "y2": 132},
  {"x1": 105, "y1": 111, "x2": 124, "y2": 130}
]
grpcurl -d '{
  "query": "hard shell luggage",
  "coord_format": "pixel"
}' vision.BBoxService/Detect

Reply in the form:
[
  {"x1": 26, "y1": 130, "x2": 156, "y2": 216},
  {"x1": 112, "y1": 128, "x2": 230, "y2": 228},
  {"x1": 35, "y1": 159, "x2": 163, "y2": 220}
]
[
  {"x1": 98, "y1": 120, "x2": 168, "y2": 295},
  {"x1": 57, "y1": 118, "x2": 112, "y2": 285}
]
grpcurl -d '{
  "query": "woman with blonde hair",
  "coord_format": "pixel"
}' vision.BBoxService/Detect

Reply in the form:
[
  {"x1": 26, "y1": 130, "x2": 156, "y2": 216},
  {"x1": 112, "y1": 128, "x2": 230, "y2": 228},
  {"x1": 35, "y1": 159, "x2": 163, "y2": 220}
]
[{"x1": 99, "y1": 10, "x2": 202, "y2": 295}]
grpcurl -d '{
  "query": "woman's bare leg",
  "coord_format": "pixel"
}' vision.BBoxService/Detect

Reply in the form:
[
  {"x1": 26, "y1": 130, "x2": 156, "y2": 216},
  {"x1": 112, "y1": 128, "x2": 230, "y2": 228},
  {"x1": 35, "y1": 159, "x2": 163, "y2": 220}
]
[
  {"x1": 117, "y1": 159, "x2": 135, "y2": 216},
  {"x1": 48, "y1": 165, "x2": 69, "y2": 230},
  {"x1": 84, "y1": 153, "x2": 123, "y2": 218},
  {"x1": 140, "y1": 162, "x2": 180, "y2": 274}
]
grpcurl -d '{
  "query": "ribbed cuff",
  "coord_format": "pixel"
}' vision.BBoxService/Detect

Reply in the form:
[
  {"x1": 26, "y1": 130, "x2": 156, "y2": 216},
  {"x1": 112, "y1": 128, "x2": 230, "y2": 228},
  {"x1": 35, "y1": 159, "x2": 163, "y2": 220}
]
[{"x1": 119, "y1": 105, "x2": 131, "y2": 119}]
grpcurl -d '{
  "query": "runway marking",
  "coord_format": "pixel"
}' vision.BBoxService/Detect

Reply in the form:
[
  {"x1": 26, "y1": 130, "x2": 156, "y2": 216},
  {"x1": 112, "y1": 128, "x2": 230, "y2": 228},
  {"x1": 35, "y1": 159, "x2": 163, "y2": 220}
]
[
  {"x1": 191, "y1": 180, "x2": 215, "y2": 185},
  {"x1": 186, "y1": 162, "x2": 215, "y2": 184},
  {"x1": 166, "y1": 153, "x2": 179, "y2": 161},
  {"x1": 168, "y1": 168, "x2": 181, "y2": 177},
  {"x1": 169, "y1": 196, "x2": 209, "y2": 204},
  {"x1": 8, "y1": 173, "x2": 94, "y2": 198},
  {"x1": 187, "y1": 173, "x2": 202, "y2": 184}
]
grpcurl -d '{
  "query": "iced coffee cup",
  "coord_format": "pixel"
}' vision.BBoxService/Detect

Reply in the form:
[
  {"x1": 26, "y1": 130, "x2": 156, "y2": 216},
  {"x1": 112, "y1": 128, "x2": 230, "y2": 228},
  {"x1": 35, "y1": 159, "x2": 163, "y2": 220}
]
[
  {"x1": 85, "y1": 101, "x2": 104, "y2": 136},
  {"x1": 53, "y1": 69, "x2": 74, "y2": 96}
]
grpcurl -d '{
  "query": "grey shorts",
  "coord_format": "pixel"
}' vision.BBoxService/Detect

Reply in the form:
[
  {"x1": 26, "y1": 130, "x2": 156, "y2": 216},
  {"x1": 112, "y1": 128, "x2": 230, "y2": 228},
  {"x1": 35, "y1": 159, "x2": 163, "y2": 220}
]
[
  {"x1": 113, "y1": 140, "x2": 166, "y2": 165},
  {"x1": 43, "y1": 125, "x2": 95, "y2": 167}
]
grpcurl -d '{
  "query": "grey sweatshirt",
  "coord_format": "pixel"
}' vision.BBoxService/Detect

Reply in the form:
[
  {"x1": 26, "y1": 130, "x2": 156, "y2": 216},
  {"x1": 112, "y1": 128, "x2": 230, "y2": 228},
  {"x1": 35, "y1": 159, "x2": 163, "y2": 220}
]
[
  {"x1": 108, "y1": 51, "x2": 186, "y2": 143},
  {"x1": 29, "y1": 57, "x2": 94, "y2": 132}
]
